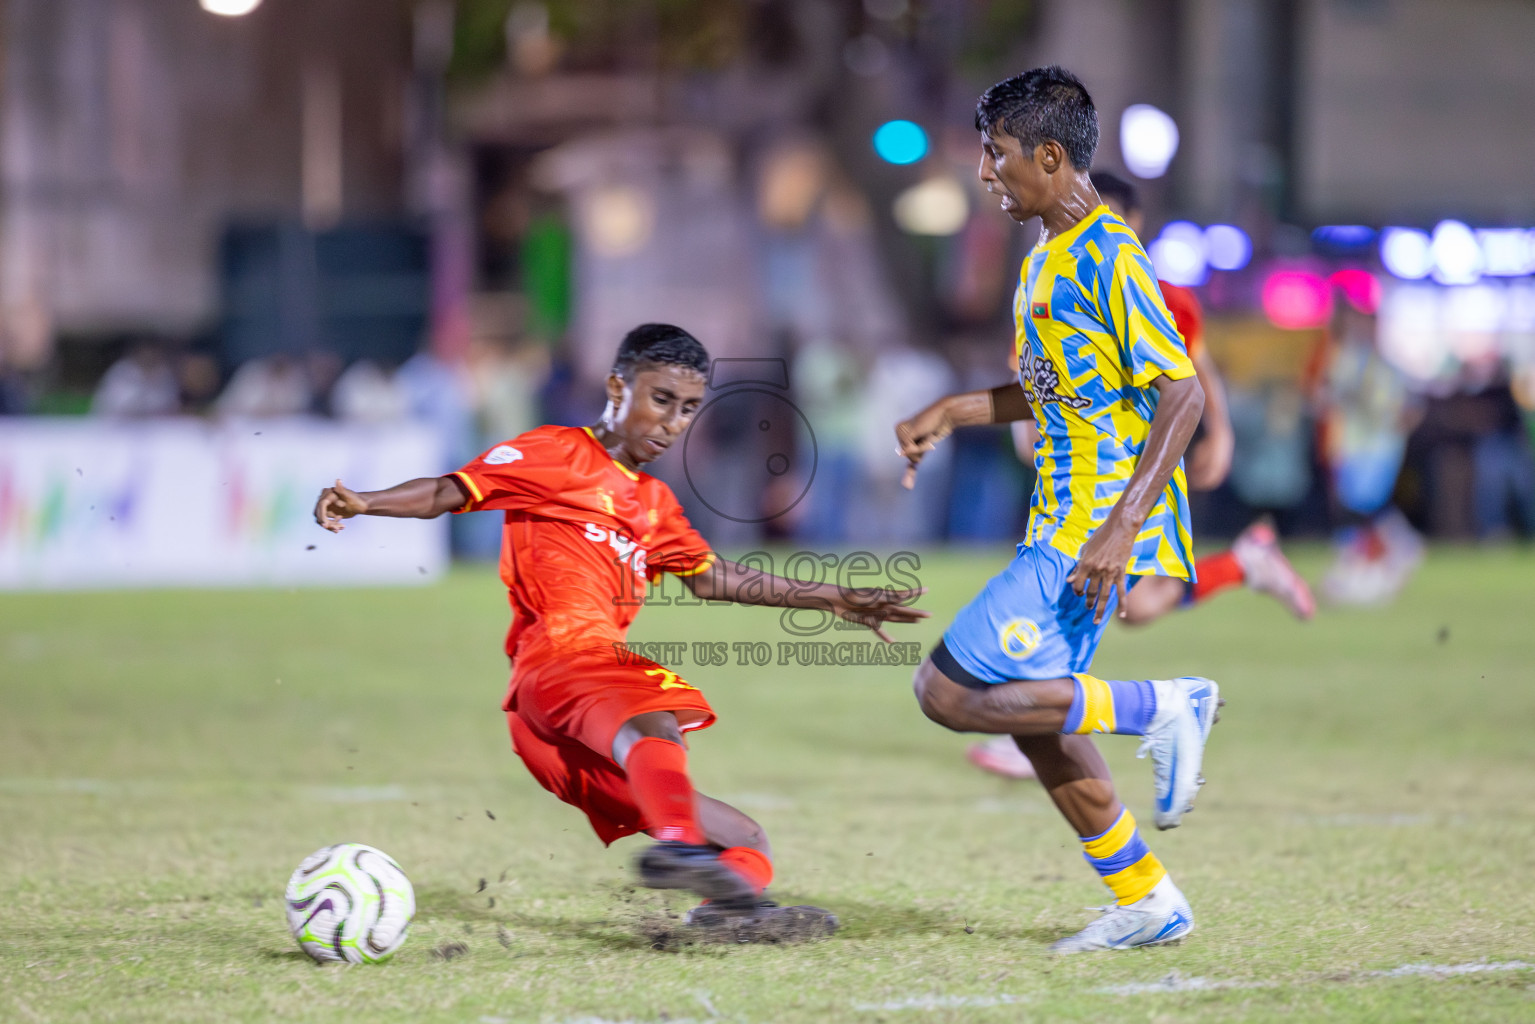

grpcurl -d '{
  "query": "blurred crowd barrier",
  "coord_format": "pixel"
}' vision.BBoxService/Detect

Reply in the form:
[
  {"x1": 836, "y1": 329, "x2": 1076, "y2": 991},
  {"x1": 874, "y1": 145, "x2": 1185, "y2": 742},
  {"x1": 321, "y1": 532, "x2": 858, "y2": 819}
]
[{"x1": 0, "y1": 419, "x2": 445, "y2": 590}]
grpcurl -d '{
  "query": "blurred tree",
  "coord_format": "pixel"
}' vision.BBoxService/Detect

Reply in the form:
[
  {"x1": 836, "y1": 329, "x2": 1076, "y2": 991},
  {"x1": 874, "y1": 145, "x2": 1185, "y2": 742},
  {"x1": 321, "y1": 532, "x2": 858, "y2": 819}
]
[
  {"x1": 450, "y1": 0, "x2": 754, "y2": 81},
  {"x1": 450, "y1": 1, "x2": 1034, "y2": 83}
]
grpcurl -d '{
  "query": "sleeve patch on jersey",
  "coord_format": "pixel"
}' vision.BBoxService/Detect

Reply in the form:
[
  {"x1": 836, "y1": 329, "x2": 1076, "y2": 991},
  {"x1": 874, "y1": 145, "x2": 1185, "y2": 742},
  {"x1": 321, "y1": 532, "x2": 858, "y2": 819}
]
[
  {"x1": 1031, "y1": 301, "x2": 1050, "y2": 319},
  {"x1": 484, "y1": 445, "x2": 524, "y2": 465}
]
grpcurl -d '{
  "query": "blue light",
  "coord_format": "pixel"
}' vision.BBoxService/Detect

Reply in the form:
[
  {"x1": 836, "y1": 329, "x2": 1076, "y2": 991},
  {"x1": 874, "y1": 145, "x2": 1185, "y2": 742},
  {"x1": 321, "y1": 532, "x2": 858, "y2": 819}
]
[
  {"x1": 873, "y1": 120, "x2": 928, "y2": 165},
  {"x1": 1204, "y1": 224, "x2": 1252, "y2": 271},
  {"x1": 1312, "y1": 224, "x2": 1377, "y2": 249}
]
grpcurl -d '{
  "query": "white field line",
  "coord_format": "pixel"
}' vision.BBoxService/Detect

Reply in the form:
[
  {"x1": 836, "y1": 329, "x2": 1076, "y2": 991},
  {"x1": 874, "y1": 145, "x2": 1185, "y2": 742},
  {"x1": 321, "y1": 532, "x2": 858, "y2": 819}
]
[
  {"x1": 1096, "y1": 960, "x2": 1535, "y2": 997},
  {"x1": 1095, "y1": 974, "x2": 1275, "y2": 996},
  {"x1": 1365, "y1": 960, "x2": 1533, "y2": 979},
  {"x1": 852, "y1": 994, "x2": 1029, "y2": 1011}
]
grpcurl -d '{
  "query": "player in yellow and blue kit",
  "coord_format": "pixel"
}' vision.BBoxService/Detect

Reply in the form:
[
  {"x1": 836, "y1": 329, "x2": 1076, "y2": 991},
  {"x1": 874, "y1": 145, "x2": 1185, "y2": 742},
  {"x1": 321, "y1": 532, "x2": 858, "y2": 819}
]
[{"x1": 896, "y1": 67, "x2": 1222, "y2": 953}]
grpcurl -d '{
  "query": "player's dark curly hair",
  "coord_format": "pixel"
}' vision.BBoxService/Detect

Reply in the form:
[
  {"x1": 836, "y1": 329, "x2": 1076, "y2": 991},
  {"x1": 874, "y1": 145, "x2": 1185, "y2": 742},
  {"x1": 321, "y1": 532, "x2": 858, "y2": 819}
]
[
  {"x1": 1091, "y1": 170, "x2": 1140, "y2": 214},
  {"x1": 975, "y1": 66, "x2": 1099, "y2": 171},
  {"x1": 612, "y1": 323, "x2": 710, "y2": 380}
]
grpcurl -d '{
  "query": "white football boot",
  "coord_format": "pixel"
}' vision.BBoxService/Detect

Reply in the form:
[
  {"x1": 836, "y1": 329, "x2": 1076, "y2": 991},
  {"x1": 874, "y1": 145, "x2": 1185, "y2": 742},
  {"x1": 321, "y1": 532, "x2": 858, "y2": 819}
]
[
  {"x1": 1138, "y1": 676, "x2": 1220, "y2": 830},
  {"x1": 1050, "y1": 875, "x2": 1194, "y2": 954}
]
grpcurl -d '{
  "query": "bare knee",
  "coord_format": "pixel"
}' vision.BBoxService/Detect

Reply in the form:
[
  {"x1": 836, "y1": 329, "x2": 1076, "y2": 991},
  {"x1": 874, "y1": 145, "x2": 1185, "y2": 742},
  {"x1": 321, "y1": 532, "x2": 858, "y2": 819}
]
[{"x1": 913, "y1": 660, "x2": 968, "y2": 731}]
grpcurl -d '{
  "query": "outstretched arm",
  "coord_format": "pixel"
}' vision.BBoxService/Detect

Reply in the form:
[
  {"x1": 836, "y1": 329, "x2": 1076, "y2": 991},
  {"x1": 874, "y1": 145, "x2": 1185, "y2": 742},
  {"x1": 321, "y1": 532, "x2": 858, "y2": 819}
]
[
  {"x1": 895, "y1": 382, "x2": 1033, "y2": 490},
  {"x1": 1066, "y1": 373, "x2": 1204, "y2": 623},
  {"x1": 313, "y1": 476, "x2": 471, "y2": 532},
  {"x1": 683, "y1": 557, "x2": 928, "y2": 643}
]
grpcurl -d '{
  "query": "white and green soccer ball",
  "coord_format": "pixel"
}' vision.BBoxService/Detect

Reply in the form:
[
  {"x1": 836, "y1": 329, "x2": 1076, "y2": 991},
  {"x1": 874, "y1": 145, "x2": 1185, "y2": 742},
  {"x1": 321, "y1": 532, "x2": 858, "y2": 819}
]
[{"x1": 284, "y1": 843, "x2": 415, "y2": 964}]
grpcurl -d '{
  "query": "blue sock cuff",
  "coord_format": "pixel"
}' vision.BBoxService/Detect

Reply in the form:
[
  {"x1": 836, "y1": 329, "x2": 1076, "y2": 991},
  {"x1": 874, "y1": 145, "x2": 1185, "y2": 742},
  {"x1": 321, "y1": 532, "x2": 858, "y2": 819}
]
[
  {"x1": 1062, "y1": 677, "x2": 1086, "y2": 734},
  {"x1": 1108, "y1": 679, "x2": 1157, "y2": 735}
]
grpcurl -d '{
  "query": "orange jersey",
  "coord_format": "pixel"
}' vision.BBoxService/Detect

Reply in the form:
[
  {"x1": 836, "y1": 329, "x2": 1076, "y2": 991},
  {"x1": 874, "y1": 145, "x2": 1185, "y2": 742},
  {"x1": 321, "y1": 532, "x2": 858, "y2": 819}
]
[
  {"x1": 449, "y1": 425, "x2": 715, "y2": 665},
  {"x1": 1158, "y1": 282, "x2": 1204, "y2": 361}
]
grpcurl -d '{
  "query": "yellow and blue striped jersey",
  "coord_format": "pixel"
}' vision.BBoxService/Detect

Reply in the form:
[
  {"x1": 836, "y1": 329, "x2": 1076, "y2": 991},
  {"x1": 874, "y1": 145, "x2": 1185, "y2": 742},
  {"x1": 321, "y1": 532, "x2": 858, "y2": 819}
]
[{"x1": 1013, "y1": 205, "x2": 1197, "y2": 579}]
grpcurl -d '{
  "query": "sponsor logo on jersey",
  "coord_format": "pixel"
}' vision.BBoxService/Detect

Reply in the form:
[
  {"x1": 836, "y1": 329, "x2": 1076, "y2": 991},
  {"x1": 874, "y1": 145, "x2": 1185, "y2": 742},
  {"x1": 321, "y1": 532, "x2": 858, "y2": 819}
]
[
  {"x1": 998, "y1": 617, "x2": 1042, "y2": 660},
  {"x1": 483, "y1": 445, "x2": 524, "y2": 465},
  {"x1": 584, "y1": 522, "x2": 648, "y2": 577},
  {"x1": 1018, "y1": 352, "x2": 1091, "y2": 410}
]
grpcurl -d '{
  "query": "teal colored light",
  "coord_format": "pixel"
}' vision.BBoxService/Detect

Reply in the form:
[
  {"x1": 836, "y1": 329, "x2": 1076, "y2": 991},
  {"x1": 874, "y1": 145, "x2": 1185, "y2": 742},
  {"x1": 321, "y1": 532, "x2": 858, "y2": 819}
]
[{"x1": 873, "y1": 120, "x2": 928, "y2": 165}]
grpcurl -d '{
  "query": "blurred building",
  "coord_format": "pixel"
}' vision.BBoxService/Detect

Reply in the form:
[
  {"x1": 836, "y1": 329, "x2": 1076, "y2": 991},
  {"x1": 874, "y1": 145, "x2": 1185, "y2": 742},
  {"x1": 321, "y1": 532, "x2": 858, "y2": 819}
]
[{"x1": 2, "y1": 0, "x2": 1535, "y2": 543}]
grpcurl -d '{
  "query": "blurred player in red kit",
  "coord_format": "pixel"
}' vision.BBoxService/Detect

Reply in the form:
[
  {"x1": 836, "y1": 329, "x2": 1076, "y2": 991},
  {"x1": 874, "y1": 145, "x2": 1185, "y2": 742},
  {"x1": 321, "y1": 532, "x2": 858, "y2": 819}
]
[
  {"x1": 969, "y1": 172, "x2": 1313, "y2": 782},
  {"x1": 314, "y1": 324, "x2": 926, "y2": 935}
]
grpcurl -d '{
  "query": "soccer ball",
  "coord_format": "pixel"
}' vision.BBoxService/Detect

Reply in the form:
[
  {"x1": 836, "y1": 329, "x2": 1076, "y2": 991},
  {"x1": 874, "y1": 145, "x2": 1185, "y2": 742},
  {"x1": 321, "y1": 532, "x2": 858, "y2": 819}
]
[{"x1": 284, "y1": 843, "x2": 415, "y2": 964}]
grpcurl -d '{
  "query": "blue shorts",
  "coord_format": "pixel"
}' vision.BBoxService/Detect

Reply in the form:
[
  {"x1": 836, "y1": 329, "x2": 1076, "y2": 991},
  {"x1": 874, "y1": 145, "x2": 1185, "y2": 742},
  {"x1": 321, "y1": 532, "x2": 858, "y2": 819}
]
[{"x1": 933, "y1": 543, "x2": 1137, "y2": 685}]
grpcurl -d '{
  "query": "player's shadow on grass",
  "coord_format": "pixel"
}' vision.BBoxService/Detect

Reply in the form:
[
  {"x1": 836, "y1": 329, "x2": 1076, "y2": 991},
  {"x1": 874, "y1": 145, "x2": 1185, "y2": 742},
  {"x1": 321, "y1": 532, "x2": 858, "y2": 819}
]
[
  {"x1": 415, "y1": 886, "x2": 510, "y2": 925},
  {"x1": 416, "y1": 885, "x2": 1061, "y2": 951},
  {"x1": 823, "y1": 898, "x2": 1059, "y2": 944}
]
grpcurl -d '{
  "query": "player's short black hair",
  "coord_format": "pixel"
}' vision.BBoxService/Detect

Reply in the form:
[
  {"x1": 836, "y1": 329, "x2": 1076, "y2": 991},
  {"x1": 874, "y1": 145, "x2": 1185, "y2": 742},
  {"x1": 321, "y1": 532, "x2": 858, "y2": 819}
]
[
  {"x1": 975, "y1": 66, "x2": 1099, "y2": 171},
  {"x1": 1091, "y1": 170, "x2": 1140, "y2": 214},
  {"x1": 612, "y1": 323, "x2": 710, "y2": 380}
]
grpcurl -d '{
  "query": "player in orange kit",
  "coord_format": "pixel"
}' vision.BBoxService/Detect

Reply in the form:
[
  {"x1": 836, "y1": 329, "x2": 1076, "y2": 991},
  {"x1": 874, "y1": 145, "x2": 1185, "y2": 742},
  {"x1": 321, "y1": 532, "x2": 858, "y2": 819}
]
[{"x1": 313, "y1": 324, "x2": 927, "y2": 935}]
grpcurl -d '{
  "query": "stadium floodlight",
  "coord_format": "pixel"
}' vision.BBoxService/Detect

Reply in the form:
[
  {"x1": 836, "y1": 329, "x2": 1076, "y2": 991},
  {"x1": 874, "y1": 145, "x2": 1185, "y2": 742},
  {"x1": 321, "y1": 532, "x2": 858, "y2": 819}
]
[
  {"x1": 892, "y1": 176, "x2": 969, "y2": 236},
  {"x1": 1119, "y1": 104, "x2": 1179, "y2": 179},
  {"x1": 1430, "y1": 219, "x2": 1482, "y2": 285},
  {"x1": 1379, "y1": 227, "x2": 1433, "y2": 280},
  {"x1": 1204, "y1": 224, "x2": 1252, "y2": 271},
  {"x1": 1149, "y1": 221, "x2": 1207, "y2": 286},
  {"x1": 200, "y1": 0, "x2": 263, "y2": 14},
  {"x1": 873, "y1": 120, "x2": 928, "y2": 165},
  {"x1": 1476, "y1": 228, "x2": 1534, "y2": 277},
  {"x1": 1261, "y1": 269, "x2": 1332, "y2": 330}
]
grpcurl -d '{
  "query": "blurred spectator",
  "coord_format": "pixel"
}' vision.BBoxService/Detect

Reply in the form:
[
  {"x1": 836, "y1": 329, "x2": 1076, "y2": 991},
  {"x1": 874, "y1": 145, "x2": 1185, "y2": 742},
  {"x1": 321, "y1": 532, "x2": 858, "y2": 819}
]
[
  {"x1": 396, "y1": 350, "x2": 474, "y2": 460},
  {"x1": 457, "y1": 336, "x2": 550, "y2": 559},
  {"x1": 1309, "y1": 288, "x2": 1424, "y2": 604},
  {"x1": 92, "y1": 342, "x2": 180, "y2": 417},
  {"x1": 791, "y1": 336, "x2": 864, "y2": 543},
  {"x1": 858, "y1": 344, "x2": 955, "y2": 544},
  {"x1": 214, "y1": 353, "x2": 313, "y2": 418},
  {"x1": 177, "y1": 352, "x2": 222, "y2": 414},
  {"x1": 467, "y1": 337, "x2": 548, "y2": 447},
  {"x1": 305, "y1": 351, "x2": 344, "y2": 417},
  {"x1": 1470, "y1": 382, "x2": 1535, "y2": 538},
  {"x1": 1226, "y1": 384, "x2": 1313, "y2": 512},
  {"x1": 948, "y1": 338, "x2": 1028, "y2": 542},
  {"x1": 332, "y1": 360, "x2": 407, "y2": 422}
]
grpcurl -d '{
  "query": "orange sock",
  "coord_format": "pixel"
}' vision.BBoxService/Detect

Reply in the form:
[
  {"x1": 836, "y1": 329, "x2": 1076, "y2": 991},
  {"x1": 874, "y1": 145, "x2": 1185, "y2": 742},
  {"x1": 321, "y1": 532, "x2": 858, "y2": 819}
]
[
  {"x1": 626, "y1": 737, "x2": 705, "y2": 845},
  {"x1": 1190, "y1": 550, "x2": 1244, "y2": 603},
  {"x1": 717, "y1": 846, "x2": 773, "y2": 896}
]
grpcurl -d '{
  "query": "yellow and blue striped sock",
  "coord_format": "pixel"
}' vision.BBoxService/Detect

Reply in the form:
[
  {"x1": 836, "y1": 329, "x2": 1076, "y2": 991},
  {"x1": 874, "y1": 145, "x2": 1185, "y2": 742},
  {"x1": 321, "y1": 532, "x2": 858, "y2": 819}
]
[
  {"x1": 1080, "y1": 807, "x2": 1167, "y2": 906},
  {"x1": 1061, "y1": 673, "x2": 1156, "y2": 735}
]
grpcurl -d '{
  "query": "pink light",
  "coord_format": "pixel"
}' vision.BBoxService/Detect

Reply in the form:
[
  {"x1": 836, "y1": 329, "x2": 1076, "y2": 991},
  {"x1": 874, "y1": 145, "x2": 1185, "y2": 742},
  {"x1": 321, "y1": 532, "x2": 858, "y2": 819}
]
[
  {"x1": 1329, "y1": 268, "x2": 1382, "y2": 314},
  {"x1": 1261, "y1": 270, "x2": 1333, "y2": 330}
]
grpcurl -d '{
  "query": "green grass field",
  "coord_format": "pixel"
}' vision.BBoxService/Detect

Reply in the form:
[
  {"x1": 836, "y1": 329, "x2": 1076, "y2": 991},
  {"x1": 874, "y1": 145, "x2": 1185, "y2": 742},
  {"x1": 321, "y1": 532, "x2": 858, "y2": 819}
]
[{"x1": 3, "y1": 546, "x2": 1535, "y2": 1023}]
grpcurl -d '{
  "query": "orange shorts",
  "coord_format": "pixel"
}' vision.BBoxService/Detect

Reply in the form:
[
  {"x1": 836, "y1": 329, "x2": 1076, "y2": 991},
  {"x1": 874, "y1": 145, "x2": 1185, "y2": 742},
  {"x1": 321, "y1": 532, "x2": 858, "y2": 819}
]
[{"x1": 505, "y1": 648, "x2": 715, "y2": 845}]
